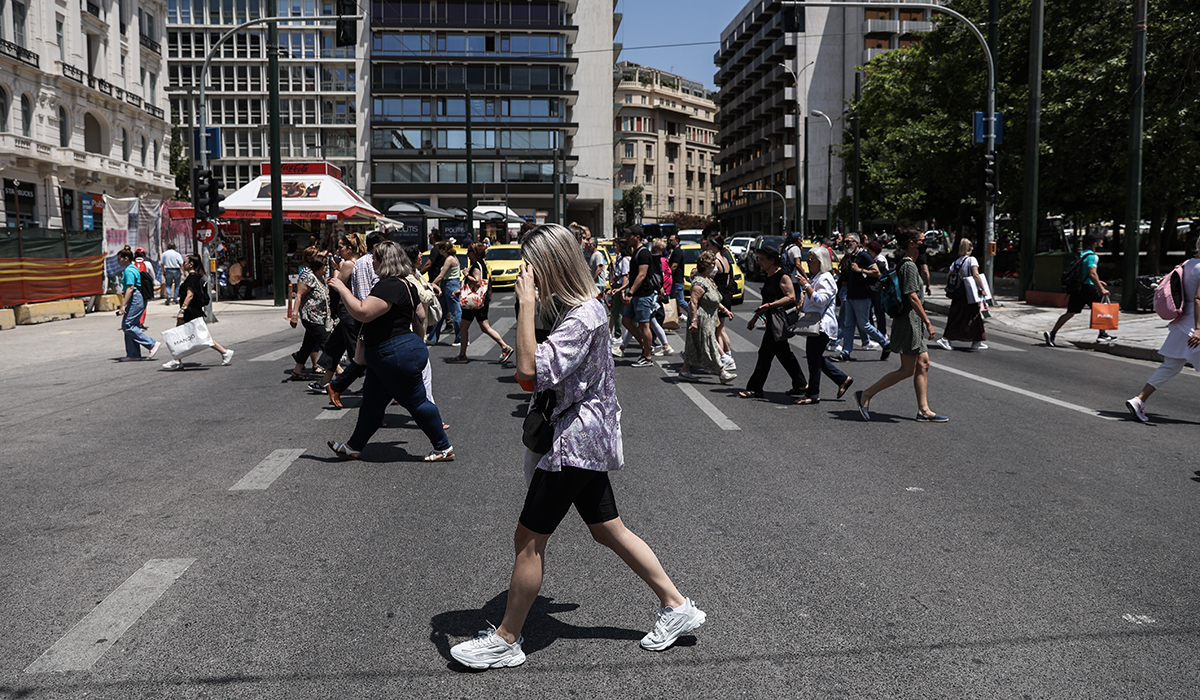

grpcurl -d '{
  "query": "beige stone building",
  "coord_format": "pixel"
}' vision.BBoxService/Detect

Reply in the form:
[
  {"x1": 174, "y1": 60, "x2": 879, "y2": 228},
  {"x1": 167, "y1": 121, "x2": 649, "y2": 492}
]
[{"x1": 614, "y1": 61, "x2": 719, "y2": 225}]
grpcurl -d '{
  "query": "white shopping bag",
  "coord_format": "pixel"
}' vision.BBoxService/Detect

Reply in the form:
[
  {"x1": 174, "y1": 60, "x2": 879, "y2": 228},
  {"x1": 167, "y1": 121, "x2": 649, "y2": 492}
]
[
  {"x1": 965, "y1": 274, "x2": 992, "y2": 304},
  {"x1": 162, "y1": 317, "x2": 215, "y2": 359}
]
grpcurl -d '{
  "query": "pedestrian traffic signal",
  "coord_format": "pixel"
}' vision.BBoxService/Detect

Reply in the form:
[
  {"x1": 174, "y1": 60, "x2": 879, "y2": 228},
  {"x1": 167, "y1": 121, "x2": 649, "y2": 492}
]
[
  {"x1": 335, "y1": 0, "x2": 356, "y2": 48},
  {"x1": 206, "y1": 174, "x2": 226, "y2": 219},
  {"x1": 982, "y1": 153, "x2": 999, "y2": 204}
]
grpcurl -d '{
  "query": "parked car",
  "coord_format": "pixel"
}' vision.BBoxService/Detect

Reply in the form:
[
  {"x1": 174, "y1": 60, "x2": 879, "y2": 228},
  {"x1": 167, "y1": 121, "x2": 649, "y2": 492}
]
[
  {"x1": 742, "y1": 235, "x2": 785, "y2": 280},
  {"x1": 483, "y1": 244, "x2": 523, "y2": 289},
  {"x1": 727, "y1": 235, "x2": 755, "y2": 265},
  {"x1": 677, "y1": 229, "x2": 705, "y2": 245}
]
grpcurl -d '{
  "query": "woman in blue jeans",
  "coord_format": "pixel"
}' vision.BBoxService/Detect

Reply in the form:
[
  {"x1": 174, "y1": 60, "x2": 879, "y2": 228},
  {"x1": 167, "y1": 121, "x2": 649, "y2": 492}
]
[
  {"x1": 326, "y1": 241, "x2": 454, "y2": 462},
  {"x1": 427, "y1": 240, "x2": 461, "y2": 345}
]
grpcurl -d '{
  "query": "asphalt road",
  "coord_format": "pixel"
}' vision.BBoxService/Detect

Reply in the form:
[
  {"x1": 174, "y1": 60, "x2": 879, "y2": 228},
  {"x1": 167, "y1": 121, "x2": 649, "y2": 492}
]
[{"x1": 1, "y1": 290, "x2": 1197, "y2": 699}]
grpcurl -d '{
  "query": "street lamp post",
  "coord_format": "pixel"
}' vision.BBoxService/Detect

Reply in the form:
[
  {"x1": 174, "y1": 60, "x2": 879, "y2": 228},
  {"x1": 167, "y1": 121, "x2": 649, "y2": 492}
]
[
  {"x1": 758, "y1": 137, "x2": 774, "y2": 235},
  {"x1": 744, "y1": 189, "x2": 787, "y2": 240},
  {"x1": 811, "y1": 109, "x2": 833, "y2": 238},
  {"x1": 780, "y1": 60, "x2": 814, "y2": 236}
]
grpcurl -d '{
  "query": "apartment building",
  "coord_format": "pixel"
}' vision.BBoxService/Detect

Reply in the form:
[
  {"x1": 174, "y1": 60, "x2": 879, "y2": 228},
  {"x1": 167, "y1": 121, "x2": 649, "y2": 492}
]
[
  {"x1": 613, "y1": 61, "x2": 719, "y2": 224},
  {"x1": 165, "y1": 0, "x2": 363, "y2": 194},
  {"x1": 714, "y1": 0, "x2": 932, "y2": 236},
  {"x1": 367, "y1": 0, "x2": 616, "y2": 234},
  {"x1": 1, "y1": 0, "x2": 173, "y2": 229}
]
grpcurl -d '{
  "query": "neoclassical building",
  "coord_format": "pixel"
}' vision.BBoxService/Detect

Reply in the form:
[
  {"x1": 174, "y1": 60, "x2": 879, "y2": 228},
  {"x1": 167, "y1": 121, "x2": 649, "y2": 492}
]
[{"x1": 1, "y1": 0, "x2": 173, "y2": 231}]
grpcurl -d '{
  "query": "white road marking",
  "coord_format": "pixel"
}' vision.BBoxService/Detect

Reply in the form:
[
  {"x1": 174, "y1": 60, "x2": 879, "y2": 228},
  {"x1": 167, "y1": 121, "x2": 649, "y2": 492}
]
[
  {"x1": 1123, "y1": 613, "x2": 1156, "y2": 625},
  {"x1": 979, "y1": 340, "x2": 1025, "y2": 352},
  {"x1": 466, "y1": 317, "x2": 515, "y2": 357},
  {"x1": 930, "y1": 362, "x2": 1118, "y2": 421},
  {"x1": 724, "y1": 327, "x2": 760, "y2": 354},
  {"x1": 744, "y1": 286, "x2": 762, "y2": 300},
  {"x1": 658, "y1": 362, "x2": 740, "y2": 431},
  {"x1": 316, "y1": 410, "x2": 349, "y2": 420},
  {"x1": 905, "y1": 487, "x2": 926, "y2": 492},
  {"x1": 25, "y1": 558, "x2": 196, "y2": 673},
  {"x1": 249, "y1": 346, "x2": 295, "y2": 362},
  {"x1": 230, "y1": 448, "x2": 306, "y2": 490}
]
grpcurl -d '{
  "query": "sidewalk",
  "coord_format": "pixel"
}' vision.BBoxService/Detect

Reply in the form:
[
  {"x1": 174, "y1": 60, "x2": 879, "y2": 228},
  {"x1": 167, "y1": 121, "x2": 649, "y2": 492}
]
[
  {"x1": 0, "y1": 298, "x2": 296, "y2": 373},
  {"x1": 923, "y1": 274, "x2": 1171, "y2": 363}
]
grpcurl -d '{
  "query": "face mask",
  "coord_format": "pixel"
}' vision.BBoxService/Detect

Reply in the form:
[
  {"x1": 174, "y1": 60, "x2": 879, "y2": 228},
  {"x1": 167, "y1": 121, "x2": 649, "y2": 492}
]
[{"x1": 918, "y1": 243, "x2": 928, "y2": 254}]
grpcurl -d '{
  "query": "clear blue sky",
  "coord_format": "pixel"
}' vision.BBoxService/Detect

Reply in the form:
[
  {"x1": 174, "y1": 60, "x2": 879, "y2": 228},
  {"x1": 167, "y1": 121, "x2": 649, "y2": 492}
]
[{"x1": 615, "y1": 0, "x2": 739, "y2": 90}]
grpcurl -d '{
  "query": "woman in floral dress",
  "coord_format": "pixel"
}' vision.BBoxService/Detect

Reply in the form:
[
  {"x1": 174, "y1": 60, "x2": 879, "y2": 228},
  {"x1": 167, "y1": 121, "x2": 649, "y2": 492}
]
[{"x1": 679, "y1": 250, "x2": 736, "y2": 383}]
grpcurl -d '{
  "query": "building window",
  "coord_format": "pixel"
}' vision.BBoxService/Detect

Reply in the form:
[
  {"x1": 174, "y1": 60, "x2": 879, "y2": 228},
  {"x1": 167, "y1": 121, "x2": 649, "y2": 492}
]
[
  {"x1": 623, "y1": 142, "x2": 633, "y2": 158},
  {"x1": 153, "y1": 140, "x2": 159, "y2": 169},
  {"x1": 13, "y1": 0, "x2": 27, "y2": 48},
  {"x1": 667, "y1": 172, "x2": 675, "y2": 187},
  {"x1": 641, "y1": 95, "x2": 647, "y2": 104},
  {"x1": 667, "y1": 144, "x2": 678, "y2": 162},
  {"x1": 0, "y1": 89, "x2": 8, "y2": 132},
  {"x1": 624, "y1": 94, "x2": 632, "y2": 104},
  {"x1": 686, "y1": 198, "x2": 692, "y2": 213},
  {"x1": 140, "y1": 135, "x2": 147, "y2": 166},
  {"x1": 122, "y1": 128, "x2": 130, "y2": 161},
  {"x1": 621, "y1": 165, "x2": 634, "y2": 183},
  {"x1": 57, "y1": 17, "x2": 65, "y2": 63},
  {"x1": 687, "y1": 150, "x2": 693, "y2": 165},
  {"x1": 20, "y1": 94, "x2": 31, "y2": 137},
  {"x1": 84, "y1": 113, "x2": 102, "y2": 153},
  {"x1": 668, "y1": 196, "x2": 675, "y2": 212},
  {"x1": 645, "y1": 195, "x2": 652, "y2": 208},
  {"x1": 643, "y1": 165, "x2": 653, "y2": 183},
  {"x1": 645, "y1": 144, "x2": 652, "y2": 159},
  {"x1": 58, "y1": 106, "x2": 69, "y2": 147}
]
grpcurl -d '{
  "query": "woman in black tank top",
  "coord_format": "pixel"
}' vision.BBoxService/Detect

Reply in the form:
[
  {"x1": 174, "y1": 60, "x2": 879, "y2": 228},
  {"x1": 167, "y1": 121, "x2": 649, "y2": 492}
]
[{"x1": 738, "y1": 245, "x2": 806, "y2": 399}]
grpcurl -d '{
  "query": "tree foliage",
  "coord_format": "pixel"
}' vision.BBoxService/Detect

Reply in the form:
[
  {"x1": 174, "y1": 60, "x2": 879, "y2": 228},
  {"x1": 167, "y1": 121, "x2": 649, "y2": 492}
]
[
  {"x1": 619, "y1": 185, "x2": 644, "y2": 226},
  {"x1": 853, "y1": 0, "x2": 1200, "y2": 242},
  {"x1": 170, "y1": 125, "x2": 191, "y2": 201},
  {"x1": 660, "y1": 212, "x2": 715, "y2": 230}
]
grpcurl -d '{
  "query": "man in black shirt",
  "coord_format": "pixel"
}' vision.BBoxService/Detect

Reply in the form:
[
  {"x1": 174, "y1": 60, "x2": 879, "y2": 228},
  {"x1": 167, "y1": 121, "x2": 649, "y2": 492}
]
[
  {"x1": 621, "y1": 225, "x2": 657, "y2": 367},
  {"x1": 835, "y1": 234, "x2": 890, "y2": 362},
  {"x1": 666, "y1": 232, "x2": 687, "y2": 319}
]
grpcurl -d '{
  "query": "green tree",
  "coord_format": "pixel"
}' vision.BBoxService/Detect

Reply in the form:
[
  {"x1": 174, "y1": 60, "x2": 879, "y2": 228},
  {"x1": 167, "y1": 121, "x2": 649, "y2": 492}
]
[
  {"x1": 169, "y1": 124, "x2": 191, "y2": 201},
  {"x1": 660, "y1": 212, "x2": 714, "y2": 230},
  {"x1": 619, "y1": 185, "x2": 644, "y2": 226}
]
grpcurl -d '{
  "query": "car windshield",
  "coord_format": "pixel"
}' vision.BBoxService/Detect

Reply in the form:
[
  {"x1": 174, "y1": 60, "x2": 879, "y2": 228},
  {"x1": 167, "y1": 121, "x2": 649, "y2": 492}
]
[
  {"x1": 757, "y1": 236, "x2": 785, "y2": 250},
  {"x1": 730, "y1": 237, "x2": 753, "y2": 247},
  {"x1": 485, "y1": 248, "x2": 522, "y2": 261},
  {"x1": 682, "y1": 247, "x2": 734, "y2": 265}
]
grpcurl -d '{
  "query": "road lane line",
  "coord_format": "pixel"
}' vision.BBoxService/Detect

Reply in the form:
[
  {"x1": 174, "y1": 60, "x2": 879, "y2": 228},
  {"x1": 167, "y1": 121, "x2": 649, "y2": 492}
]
[
  {"x1": 25, "y1": 558, "x2": 196, "y2": 673},
  {"x1": 316, "y1": 410, "x2": 349, "y2": 420},
  {"x1": 230, "y1": 448, "x2": 306, "y2": 490},
  {"x1": 978, "y1": 340, "x2": 1024, "y2": 352},
  {"x1": 744, "y1": 286, "x2": 761, "y2": 300},
  {"x1": 467, "y1": 317, "x2": 515, "y2": 357},
  {"x1": 930, "y1": 361, "x2": 1118, "y2": 421},
  {"x1": 249, "y1": 346, "x2": 296, "y2": 362},
  {"x1": 724, "y1": 327, "x2": 760, "y2": 354},
  {"x1": 657, "y1": 362, "x2": 740, "y2": 431}
]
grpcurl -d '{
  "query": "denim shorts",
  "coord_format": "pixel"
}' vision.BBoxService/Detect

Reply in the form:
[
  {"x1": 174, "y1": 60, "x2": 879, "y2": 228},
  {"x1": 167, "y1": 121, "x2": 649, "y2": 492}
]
[{"x1": 623, "y1": 294, "x2": 656, "y2": 323}]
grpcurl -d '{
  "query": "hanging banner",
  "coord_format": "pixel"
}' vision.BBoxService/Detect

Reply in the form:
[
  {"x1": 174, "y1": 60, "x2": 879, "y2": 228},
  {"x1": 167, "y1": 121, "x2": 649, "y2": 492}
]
[
  {"x1": 82, "y1": 194, "x2": 94, "y2": 230},
  {"x1": 139, "y1": 195, "x2": 164, "y2": 260},
  {"x1": 103, "y1": 196, "x2": 136, "y2": 256}
]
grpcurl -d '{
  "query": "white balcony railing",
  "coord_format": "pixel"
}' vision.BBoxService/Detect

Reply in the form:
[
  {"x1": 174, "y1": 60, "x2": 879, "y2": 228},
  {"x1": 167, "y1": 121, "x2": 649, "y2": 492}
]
[{"x1": 864, "y1": 19, "x2": 900, "y2": 34}]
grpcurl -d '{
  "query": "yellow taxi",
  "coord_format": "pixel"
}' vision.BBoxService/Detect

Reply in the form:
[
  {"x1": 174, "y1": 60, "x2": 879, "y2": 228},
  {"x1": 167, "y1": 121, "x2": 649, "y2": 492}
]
[
  {"x1": 679, "y1": 243, "x2": 745, "y2": 305},
  {"x1": 483, "y1": 244, "x2": 523, "y2": 289}
]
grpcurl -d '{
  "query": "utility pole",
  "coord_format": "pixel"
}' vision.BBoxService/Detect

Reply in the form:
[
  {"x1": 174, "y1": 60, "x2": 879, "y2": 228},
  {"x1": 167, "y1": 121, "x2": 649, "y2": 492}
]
[
  {"x1": 979, "y1": 0, "x2": 999, "y2": 291},
  {"x1": 268, "y1": 0, "x2": 284, "y2": 306},
  {"x1": 465, "y1": 79, "x2": 474, "y2": 241},
  {"x1": 1019, "y1": 0, "x2": 1045, "y2": 301},
  {"x1": 1121, "y1": 0, "x2": 1147, "y2": 312},
  {"x1": 852, "y1": 72, "x2": 861, "y2": 234},
  {"x1": 552, "y1": 149, "x2": 560, "y2": 225}
]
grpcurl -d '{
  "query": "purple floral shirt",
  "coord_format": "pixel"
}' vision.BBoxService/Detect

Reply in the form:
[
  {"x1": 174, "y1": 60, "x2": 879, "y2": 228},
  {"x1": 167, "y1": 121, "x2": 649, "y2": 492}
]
[{"x1": 530, "y1": 298, "x2": 624, "y2": 474}]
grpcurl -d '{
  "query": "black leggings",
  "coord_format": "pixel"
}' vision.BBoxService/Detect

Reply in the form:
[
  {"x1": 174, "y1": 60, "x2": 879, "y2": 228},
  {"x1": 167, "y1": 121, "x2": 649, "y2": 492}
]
[
  {"x1": 294, "y1": 319, "x2": 330, "y2": 363},
  {"x1": 804, "y1": 333, "x2": 849, "y2": 399}
]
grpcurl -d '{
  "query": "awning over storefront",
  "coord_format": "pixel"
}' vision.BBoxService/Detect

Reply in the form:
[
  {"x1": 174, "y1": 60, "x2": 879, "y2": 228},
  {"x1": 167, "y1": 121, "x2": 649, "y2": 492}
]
[{"x1": 168, "y1": 163, "x2": 379, "y2": 222}]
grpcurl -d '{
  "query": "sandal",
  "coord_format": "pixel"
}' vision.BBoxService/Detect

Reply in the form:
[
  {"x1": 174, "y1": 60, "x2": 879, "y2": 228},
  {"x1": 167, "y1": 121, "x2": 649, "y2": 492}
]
[
  {"x1": 737, "y1": 390, "x2": 764, "y2": 399},
  {"x1": 785, "y1": 387, "x2": 809, "y2": 397},
  {"x1": 289, "y1": 371, "x2": 307, "y2": 381},
  {"x1": 795, "y1": 396, "x2": 820, "y2": 405},
  {"x1": 327, "y1": 440, "x2": 360, "y2": 460},
  {"x1": 424, "y1": 446, "x2": 455, "y2": 462},
  {"x1": 837, "y1": 377, "x2": 854, "y2": 399}
]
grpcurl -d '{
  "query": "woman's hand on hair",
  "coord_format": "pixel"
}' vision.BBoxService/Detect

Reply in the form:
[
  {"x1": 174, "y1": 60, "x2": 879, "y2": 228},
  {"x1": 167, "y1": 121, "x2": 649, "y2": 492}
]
[{"x1": 515, "y1": 263, "x2": 537, "y2": 305}]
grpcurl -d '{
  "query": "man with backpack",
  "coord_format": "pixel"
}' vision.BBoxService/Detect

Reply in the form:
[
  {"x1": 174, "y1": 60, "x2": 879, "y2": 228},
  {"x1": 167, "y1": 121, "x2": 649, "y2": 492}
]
[
  {"x1": 621, "y1": 225, "x2": 659, "y2": 367},
  {"x1": 115, "y1": 248, "x2": 161, "y2": 361},
  {"x1": 834, "y1": 234, "x2": 890, "y2": 362},
  {"x1": 1044, "y1": 232, "x2": 1114, "y2": 347}
]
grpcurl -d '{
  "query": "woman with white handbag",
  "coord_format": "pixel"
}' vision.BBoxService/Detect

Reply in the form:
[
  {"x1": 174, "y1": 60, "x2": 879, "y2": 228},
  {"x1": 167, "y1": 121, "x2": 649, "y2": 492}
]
[
  {"x1": 793, "y1": 246, "x2": 852, "y2": 405},
  {"x1": 162, "y1": 254, "x2": 234, "y2": 369},
  {"x1": 454, "y1": 242, "x2": 515, "y2": 364}
]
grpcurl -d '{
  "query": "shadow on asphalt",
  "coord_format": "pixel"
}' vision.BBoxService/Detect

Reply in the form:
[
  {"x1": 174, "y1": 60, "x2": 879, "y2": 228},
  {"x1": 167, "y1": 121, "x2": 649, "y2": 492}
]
[
  {"x1": 430, "y1": 591, "x2": 660, "y2": 672},
  {"x1": 829, "y1": 408, "x2": 900, "y2": 423}
]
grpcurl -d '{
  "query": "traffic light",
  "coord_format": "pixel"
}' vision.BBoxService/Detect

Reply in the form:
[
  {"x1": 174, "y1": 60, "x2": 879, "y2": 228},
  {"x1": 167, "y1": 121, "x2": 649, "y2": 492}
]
[
  {"x1": 982, "y1": 153, "x2": 999, "y2": 204},
  {"x1": 335, "y1": 0, "x2": 356, "y2": 48},
  {"x1": 192, "y1": 166, "x2": 225, "y2": 220}
]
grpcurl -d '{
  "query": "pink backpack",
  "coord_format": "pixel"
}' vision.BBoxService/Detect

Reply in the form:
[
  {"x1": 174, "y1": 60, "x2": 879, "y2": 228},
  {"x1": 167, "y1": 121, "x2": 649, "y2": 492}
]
[
  {"x1": 660, "y1": 257, "x2": 673, "y2": 292},
  {"x1": 1153, "y1": 263, "x2": 1186, "y2": 321}
]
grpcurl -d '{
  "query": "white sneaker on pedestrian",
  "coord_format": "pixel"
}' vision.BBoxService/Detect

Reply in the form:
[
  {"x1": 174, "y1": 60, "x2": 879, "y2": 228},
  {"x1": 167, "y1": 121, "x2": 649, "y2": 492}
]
[
  {"x1": 221, "y1": 349, "x2": 235, "y2": 365},
  {"x1": 450, "y1": 628, "x2": 526, "y2": 669},
  {"x1": 631, "y1": 356, "x2": 654, "y2": 368},
  {"x1": 720, "y1": 354, "x2": 736, "y2": 371},
  {"x1": 719, "y1": 370, "x2": 737, "y2": 384},
  {"x1": 1125, "y1": 396, "x2": 1149, "y2": 423},
  {"x1": 653, "y1": 345, "x2": 674, "y2": 356},
  {"x1": 640, "y1": 598, "x2": 706, "y2": 651},
  {"x1": 971, "y1": 342, "x2": 988, "y2": 351},
  {"x1": 864, "y1": 341, "x2": 882, "y2": 350},
  {"x1": 148, "y1": 341, "x2": 162, "y2": 359},
  {"x1": 162, "y1": 359, "x2": 181, "y2": 369},
  {"x1": 936, "y1": 338, "x2": 953, "y2": 351},
  {"x1": 612, "y1": 345, "x2": 626, "y2": 358}
]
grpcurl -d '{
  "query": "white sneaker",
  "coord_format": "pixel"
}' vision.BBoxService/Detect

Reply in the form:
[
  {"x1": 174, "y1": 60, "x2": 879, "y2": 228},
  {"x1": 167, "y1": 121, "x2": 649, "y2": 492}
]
[
  {"x1": 864, "y1": 341, "x2": 882, "y2": 350},
  {"x1": 829, "y1": 343, "x2": 843, "y2": 354},
  {"x1": 1125, "y1": 397, "x2": 1149, "y2": 423},
  {"x1": 936, "y1": 338, "x2": 953, "y2": 351},
  {"x1": 971, "y1": 342, "x2": 988, "y2": 351},
  {"x1": 221, "y1": 349, "x2": 235, "y2": 365},
  {"x1": 162, "y1": 359, "x2": 181, "y2": 369},
  {"x1": 450, "y1": 628, "x2": 526, "y2": 669},
  {"x1": 719, "y1": 370, "x2": 737, "y2": 384},
  {"x1": 148, "y1": 341, "x2": 162, "y2": 359},
  {"x1": 612, "y1": 345, "x2": 625, "y2": 358},
  {"x1": 653, "y1": 345, "x2": 674, "y2": 356},
  {"x1": 640, "y1": 598, "x2": 706, "y2": 651},
  {"x1": 631, "y1": 356, "x2": 654, "y2": 368}
]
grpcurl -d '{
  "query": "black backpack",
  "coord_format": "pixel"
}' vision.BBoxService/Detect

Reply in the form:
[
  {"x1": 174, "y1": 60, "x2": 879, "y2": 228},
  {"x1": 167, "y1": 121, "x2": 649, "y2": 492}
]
[
  {"x1": 193, "y1": 277, "x2": 211, "y2": 307},
  {"x1": 1060, "y1": 252, "x2": 1085, "y2": 293},
  {"x1": 945, "y1": 258, "x2": 965, "y2": 298},
  {"x1": 138, "y1": 268, "x2": 156, "y2": 301}
]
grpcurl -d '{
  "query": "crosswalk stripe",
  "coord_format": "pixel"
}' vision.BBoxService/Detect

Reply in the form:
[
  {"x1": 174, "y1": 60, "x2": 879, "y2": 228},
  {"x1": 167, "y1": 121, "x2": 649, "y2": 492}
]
[
  {"x1": 316, "y1": 410, "x2": 350, "y2": 420},
  {"x1": 466, "y1": 317, "x2": 515, "y2": 357},
  {"x1": 931, "y1": 361, "x2": 1118, "y2": 421},
  {"x1": 230, "y1": 448, "x2": 306, "y2": 490},
  {"x1": 25, "y1": 559, "x2": 196, "y2": 673},
  {"x1": 658, "y1": 362, "x2": 740, "y2": 431},
  {"x1": 249, "y1": 346, "x2": 295, "y2": 362}
]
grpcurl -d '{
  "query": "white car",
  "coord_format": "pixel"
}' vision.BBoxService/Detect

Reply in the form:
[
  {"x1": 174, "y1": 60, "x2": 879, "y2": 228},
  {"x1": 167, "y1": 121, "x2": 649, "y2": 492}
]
[{"x1": 727, "y1": 236, "x2": 754, "y2": 263}]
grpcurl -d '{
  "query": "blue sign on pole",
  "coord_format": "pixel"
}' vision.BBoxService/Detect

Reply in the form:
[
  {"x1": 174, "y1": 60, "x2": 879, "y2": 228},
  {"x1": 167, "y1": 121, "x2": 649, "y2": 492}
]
[
  {"x1": 973, "y1": 112, "x2": 1004, "y2": 145},
  {"x1": 82, "y1": 193, "x2": 94, "y2": 230},
  {"x1": 192, "y1": 127, "x2": 222, "y2": 160}
]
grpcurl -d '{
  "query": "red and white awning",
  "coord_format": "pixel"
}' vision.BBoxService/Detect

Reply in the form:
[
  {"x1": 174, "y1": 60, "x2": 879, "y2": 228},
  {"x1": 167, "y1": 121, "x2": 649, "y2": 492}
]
[{"x1": 169, "y1": 164, "x2": 379, "y2": 221}]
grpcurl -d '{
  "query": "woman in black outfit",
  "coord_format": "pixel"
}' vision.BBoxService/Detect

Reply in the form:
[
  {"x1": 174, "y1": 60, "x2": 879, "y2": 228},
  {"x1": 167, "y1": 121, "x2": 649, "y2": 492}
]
[
  {"x1": 738, "y1": 246, "x2": 806, "y2": 399},
  {"x1": 162, "y1": 254, "x2": 234, "y2": 369},
  {"x1": 326, "y1": 241, "x2": 454, "y2": 462}
]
